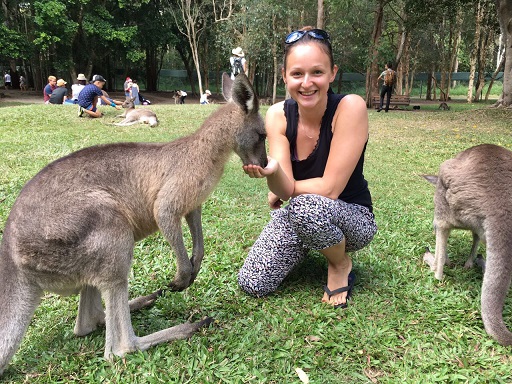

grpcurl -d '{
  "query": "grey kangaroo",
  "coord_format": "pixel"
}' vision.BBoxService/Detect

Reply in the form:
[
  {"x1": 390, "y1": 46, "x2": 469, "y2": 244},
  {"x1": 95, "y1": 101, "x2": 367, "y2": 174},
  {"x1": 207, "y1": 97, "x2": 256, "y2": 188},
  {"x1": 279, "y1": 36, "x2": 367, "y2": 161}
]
[
  {"x1": 0, "y1": 73, "x2": 267, "y2": 375},
  {"x1": 115, "y1": 97, "x2": 159, "y2": 127},
  {"x1": 422, "y1": 143, "x2": 512, "y2": 346}
]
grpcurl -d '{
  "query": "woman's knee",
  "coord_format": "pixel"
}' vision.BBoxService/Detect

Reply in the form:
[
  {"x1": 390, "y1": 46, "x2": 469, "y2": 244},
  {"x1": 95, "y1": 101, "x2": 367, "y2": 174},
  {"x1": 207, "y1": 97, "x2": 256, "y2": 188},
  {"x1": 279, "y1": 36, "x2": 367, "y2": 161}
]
[
  {"x1": 237, "y1": 266, "x2": 278, "y2": 297},
  {"x1": 287, "y1": 194, "x2": 342, "y2": 247}
]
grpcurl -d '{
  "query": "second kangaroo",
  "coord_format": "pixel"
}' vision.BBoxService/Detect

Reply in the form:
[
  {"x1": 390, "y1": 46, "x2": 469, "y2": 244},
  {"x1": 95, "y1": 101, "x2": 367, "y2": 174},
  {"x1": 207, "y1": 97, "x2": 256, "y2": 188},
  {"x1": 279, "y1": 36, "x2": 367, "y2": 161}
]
[
  {"x1": 115, "y1": 97, "x2": 159, "y2": 127},
  {"x1": 0, "y1": 73, "x2": 267, "y2": 375},
  {"x1": 423, "y1": 143, "x2": 512, "y2": 346}
]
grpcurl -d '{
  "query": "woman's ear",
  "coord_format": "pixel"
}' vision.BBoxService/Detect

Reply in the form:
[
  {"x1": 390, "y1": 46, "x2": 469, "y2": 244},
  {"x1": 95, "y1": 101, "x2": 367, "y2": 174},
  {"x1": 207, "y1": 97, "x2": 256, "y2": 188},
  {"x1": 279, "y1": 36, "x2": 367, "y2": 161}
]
[{"x1": 330, "y1": 65, "x2": 339, "y2": 83}]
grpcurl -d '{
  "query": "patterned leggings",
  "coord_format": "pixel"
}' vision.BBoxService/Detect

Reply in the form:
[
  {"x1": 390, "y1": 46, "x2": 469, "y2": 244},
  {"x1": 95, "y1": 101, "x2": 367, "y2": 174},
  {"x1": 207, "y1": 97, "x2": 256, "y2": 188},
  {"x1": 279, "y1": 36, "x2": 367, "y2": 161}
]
[{"x1": 238, "y1": 194, "x2": 377, "y2": 297}]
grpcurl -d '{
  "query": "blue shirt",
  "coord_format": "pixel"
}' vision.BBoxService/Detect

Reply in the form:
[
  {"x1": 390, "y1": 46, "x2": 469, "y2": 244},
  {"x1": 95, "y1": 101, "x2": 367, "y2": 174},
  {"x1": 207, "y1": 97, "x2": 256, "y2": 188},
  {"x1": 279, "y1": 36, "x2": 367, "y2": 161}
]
[{"x1": 78, "y1": 83, "x2": 103, "y2": 108}]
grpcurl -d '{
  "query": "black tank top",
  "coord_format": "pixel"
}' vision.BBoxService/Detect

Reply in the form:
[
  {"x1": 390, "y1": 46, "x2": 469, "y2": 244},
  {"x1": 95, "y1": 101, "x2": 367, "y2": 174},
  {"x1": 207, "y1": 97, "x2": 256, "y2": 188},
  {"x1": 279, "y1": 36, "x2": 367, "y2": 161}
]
[{"x1": 284, "y1": 93, "x2": 373, "y2": 212}]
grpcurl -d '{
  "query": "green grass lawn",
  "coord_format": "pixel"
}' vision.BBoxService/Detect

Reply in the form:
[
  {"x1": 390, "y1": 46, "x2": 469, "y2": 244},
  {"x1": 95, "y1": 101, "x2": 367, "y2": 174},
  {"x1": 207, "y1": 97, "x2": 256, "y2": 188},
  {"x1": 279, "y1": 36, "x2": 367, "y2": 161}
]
[{"x1": 0, "y1": 100, "x2": 511, "y2": 383}]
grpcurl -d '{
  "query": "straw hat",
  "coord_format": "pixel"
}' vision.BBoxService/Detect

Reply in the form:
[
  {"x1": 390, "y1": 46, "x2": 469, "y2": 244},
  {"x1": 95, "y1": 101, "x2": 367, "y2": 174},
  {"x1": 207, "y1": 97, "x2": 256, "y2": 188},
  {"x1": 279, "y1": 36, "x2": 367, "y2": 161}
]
[
  {"x1": 77, "y1": 73, "x2": 87, "y2": 81},
  {"x1": 232, "y1": 47, "x2": 245, "y2": 57}
]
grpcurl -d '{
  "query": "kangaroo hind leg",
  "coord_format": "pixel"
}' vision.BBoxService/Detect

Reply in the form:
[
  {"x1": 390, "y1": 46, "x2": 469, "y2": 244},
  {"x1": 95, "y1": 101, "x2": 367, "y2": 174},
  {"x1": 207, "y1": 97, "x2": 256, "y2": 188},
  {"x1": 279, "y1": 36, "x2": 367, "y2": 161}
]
[
  {"x1": 102, "y1": 280, "x2": 211, "y2": 360},
  {"x1": 0, "y1": 270, "x2": 43, "y2": 375},
  {"x1": 74, "y1": 285, "x2": 105, "y2": 336}
]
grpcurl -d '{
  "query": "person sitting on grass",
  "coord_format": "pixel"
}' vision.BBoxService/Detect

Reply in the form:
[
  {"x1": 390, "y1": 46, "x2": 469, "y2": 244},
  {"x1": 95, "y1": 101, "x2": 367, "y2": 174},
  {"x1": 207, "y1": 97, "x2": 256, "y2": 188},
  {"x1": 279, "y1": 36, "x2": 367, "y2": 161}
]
[
  {"x1": 77, "y1": 75, "x2": 122, "y2": 118},
  {"x1": 49, "y1": 79, "x2": 69, "y2": 104},
  {"x1": 43, "y1": 76, "x2": 57, "y2": 104},
  {"x1": 200, "y1": 89, "x2": 211, "y2": 105}
]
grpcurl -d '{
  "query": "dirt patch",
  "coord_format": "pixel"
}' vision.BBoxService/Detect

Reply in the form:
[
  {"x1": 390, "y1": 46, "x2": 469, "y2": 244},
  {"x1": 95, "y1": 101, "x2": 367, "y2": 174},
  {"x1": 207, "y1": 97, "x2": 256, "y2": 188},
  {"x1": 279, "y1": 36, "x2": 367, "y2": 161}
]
[{"x1": 1, "y1": 88, "x2": 451, "y2": 108}]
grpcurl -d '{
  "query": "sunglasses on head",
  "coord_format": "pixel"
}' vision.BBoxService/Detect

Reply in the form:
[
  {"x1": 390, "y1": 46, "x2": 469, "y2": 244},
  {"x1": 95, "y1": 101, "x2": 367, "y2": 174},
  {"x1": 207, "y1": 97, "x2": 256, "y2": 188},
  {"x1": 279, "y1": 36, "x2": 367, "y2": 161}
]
[{"x1": 285, "y1": 29, "x2": 331, "y2": 45}]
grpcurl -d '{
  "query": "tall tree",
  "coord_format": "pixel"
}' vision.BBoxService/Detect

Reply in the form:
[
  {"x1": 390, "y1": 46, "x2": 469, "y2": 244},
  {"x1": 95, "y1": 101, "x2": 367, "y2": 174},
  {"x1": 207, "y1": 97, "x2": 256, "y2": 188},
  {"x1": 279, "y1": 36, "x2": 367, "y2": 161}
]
[
  {"x1": 494, "y1": 0, "x2": 512, "y2": 107},
  {"x1": 173, "y1": 0, "x2": 207, "y2": 96},
  {"x1": 317, "y1": 0, "x2": 325, "y2": 29},
  {"x1": 365, "y1": 0, "x2": 385, "y2": 107}
]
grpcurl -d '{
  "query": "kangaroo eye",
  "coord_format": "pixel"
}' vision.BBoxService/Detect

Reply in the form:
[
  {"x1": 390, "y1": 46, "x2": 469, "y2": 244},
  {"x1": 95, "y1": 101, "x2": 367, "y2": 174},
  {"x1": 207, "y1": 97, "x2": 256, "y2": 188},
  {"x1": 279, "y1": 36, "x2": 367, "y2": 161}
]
[{"x1": 258, "y1": 133, "x2": 267, "y2": 141}]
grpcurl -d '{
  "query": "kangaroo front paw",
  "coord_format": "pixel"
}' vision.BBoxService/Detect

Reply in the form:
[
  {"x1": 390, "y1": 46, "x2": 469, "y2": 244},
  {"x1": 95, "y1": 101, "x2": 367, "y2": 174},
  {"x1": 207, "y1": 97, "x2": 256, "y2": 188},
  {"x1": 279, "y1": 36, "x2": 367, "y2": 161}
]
[{"x1": 168, "y1": 273, "x2": 193, "y2": 291}]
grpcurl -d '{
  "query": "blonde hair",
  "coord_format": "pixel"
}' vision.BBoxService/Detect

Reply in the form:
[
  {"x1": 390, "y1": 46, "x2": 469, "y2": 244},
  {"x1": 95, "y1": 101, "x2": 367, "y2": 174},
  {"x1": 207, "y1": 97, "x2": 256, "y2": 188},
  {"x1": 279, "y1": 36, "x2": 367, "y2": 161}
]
[{"x1": 48, "y1": 76, "x2": 56, "y2": 81}]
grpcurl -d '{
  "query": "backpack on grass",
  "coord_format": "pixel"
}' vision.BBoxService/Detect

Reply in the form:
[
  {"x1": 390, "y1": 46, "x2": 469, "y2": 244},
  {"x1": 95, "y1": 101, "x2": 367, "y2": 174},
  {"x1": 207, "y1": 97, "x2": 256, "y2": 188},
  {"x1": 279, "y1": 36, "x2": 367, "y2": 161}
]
[{"x1": 384, "y1": 69, "x2": 396, "y2": 87}]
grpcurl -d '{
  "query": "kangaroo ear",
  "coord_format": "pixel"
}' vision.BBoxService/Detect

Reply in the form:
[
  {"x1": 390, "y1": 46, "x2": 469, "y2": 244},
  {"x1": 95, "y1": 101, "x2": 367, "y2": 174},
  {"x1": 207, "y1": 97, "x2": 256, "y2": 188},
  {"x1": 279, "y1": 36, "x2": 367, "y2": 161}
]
[
  {"x1": 422, "y1": 175, "x2": 438, "y2": 185},
  {"x1": 229, "y1": 73, "x2": 259, "y2": 115},
  {"x1": 222, "y1": 72, "x2": 233, "y2": 101}
]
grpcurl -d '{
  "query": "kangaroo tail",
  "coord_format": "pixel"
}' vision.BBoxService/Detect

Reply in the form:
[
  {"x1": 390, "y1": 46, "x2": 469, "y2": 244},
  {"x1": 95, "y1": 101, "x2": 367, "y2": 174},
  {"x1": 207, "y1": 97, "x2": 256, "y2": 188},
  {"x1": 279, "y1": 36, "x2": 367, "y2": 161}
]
[
  {"x1": 0, "y1": 245, "x2": 42, "y2": 375},
  {"x1": 480, "y1": 234, "x2": 512, "y2": 345}
]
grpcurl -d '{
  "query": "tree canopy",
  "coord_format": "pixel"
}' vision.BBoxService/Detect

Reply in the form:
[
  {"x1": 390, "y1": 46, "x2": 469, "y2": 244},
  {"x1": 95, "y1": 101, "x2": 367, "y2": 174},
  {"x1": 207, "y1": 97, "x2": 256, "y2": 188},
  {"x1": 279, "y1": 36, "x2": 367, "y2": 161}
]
[{"x1": 1, "y1": 0, "x2": 510, "y2": 105}]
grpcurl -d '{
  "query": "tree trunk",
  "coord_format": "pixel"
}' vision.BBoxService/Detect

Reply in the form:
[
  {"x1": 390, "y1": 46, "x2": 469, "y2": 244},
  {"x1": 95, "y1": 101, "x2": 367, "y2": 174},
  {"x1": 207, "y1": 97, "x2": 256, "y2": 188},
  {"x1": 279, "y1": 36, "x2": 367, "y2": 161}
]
[
  {"x1": 395, "y1": 19, "x2": 407, "y2": 95},
  {"x1": 494, "y1": 0, "x2": 512, "y2": 107},
  {"x1": 175, "y1": 0, "x2": 205, "y2": 96},
  {"x1": 485, "y1": 53, "x2": 505, "y2": 100},
  {"x1": 447, "y1": 11, "x2": 462, "y2": 100},
  {"x1": 365, "y1": 1, "x2": 385, "y2": 107},
  {"x1": 475, "y1": 18, "x2": 493, "y2": 102},
  {"x1": 467, "y1": 0, "x2": 484, "y2": 103},
  {"x1": 271, "y1": 15, "x2": 278, "y2": 105},
  {"x1": 145, "y1": 46, "x2": 159, "y2": 92},
  {"x1": 317, "y1": 0, "x2": 324, "y2": 29}
]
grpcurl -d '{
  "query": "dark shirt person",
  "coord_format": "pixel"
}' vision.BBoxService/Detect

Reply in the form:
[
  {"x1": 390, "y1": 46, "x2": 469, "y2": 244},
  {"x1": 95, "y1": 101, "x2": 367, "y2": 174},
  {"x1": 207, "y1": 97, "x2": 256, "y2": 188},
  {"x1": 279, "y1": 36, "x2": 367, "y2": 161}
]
[{"x1": 49, "y1": 79, "x2": 69, "y2": 104}]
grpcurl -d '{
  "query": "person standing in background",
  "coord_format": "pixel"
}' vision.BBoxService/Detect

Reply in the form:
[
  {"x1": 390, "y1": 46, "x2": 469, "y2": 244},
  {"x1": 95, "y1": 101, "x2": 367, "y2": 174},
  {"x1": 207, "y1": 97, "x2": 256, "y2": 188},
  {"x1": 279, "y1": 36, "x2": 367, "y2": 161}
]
[
  {"x1": 131, "y1": 80, "x2": 140, "y2": 105},
  {"x1": 124, "y1": 77, "x2": 132, "y2": 98},
  {"x1": 376, "y1": 62, "x2": 396, "y2": 112},
  {"x1": 230, "y1": 47, "x2": 247, "y2": 80},
  {"x1": 19, "y1": 75, "x2": 27, "y2": 91},
  {"x1": 4, "y1": 72, "x2": 12, "y2": 89}
]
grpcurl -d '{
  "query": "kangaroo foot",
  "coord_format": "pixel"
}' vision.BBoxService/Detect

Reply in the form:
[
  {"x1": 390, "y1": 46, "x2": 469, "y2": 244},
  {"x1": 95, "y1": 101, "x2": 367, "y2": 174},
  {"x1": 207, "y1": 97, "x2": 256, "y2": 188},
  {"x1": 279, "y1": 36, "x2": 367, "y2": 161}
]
[
  {"x1": 128, "y1": 290, "x2": 162, "y2": 312},
  {"x1": 423, "y1": 247, "x2": 436, "y2": 271},
  {"x1": 475, "y1": 254, "x2": 486, "y2": 272}
]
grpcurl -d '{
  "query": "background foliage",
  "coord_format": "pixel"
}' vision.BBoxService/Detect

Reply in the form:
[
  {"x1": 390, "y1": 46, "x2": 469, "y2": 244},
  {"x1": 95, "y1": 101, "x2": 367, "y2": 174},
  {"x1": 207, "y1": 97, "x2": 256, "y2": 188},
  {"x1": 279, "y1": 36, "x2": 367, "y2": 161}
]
[{"x1": 0, "y1": 0, "x2": 507, "y2": 103}]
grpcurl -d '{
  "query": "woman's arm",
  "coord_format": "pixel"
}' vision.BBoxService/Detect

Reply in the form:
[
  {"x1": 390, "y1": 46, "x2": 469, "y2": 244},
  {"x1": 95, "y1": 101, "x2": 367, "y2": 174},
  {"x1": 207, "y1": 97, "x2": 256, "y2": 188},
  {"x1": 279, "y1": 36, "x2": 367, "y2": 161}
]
[
  {"x1": 243, "y1": 101, "x2": 295, "y2": 201},
  {"x1": 292, "y1": 94, "x2": 369, "y2": 200}
]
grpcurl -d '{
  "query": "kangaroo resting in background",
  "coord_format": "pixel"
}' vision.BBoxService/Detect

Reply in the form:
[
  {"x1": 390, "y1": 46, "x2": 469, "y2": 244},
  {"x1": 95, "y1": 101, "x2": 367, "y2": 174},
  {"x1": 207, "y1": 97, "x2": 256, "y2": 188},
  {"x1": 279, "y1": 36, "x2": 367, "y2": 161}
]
[
  {"x1": 115, "y1": 97, "x2": 159, "y2": 127},
  {"x1": 422, "y1": 143, "x2": 512, "y2": 346},
  {"x1": 0, "y1": 73, "x2": 267, "y2": 375}
]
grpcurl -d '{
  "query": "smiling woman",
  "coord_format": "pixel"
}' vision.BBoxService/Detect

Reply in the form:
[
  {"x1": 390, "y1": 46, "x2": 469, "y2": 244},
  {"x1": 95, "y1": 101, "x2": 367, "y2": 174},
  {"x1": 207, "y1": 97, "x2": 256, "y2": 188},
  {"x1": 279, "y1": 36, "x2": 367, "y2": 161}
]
[{"x1": 238, "y1": 26, "x2": 377, "y2": 310}]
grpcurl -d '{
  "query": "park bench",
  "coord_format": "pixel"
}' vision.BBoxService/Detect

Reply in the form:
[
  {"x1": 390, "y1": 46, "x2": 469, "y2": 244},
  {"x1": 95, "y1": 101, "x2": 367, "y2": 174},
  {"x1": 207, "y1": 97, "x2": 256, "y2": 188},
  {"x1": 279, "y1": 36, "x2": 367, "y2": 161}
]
[{"x1": 372, "y1": 94, "x2": 411, "y2": 109}]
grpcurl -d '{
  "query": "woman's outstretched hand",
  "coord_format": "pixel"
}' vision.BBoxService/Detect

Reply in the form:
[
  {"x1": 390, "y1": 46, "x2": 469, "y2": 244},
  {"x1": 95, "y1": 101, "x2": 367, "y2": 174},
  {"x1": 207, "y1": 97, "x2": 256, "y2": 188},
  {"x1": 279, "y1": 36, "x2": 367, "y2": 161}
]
[{"x1": 243, "y1": 157, "x2": 278, "y2": 178}]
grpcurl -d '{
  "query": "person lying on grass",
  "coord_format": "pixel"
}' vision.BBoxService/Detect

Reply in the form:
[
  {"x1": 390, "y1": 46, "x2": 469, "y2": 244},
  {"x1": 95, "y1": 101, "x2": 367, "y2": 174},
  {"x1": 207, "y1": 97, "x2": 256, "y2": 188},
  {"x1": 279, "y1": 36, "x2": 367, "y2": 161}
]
[
  {"x1": 77, "y1": 74, "x2": 123, "y2": 118},
  {"x1": 239, "y1": 26, "x2": 377, "y2": 309}
]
